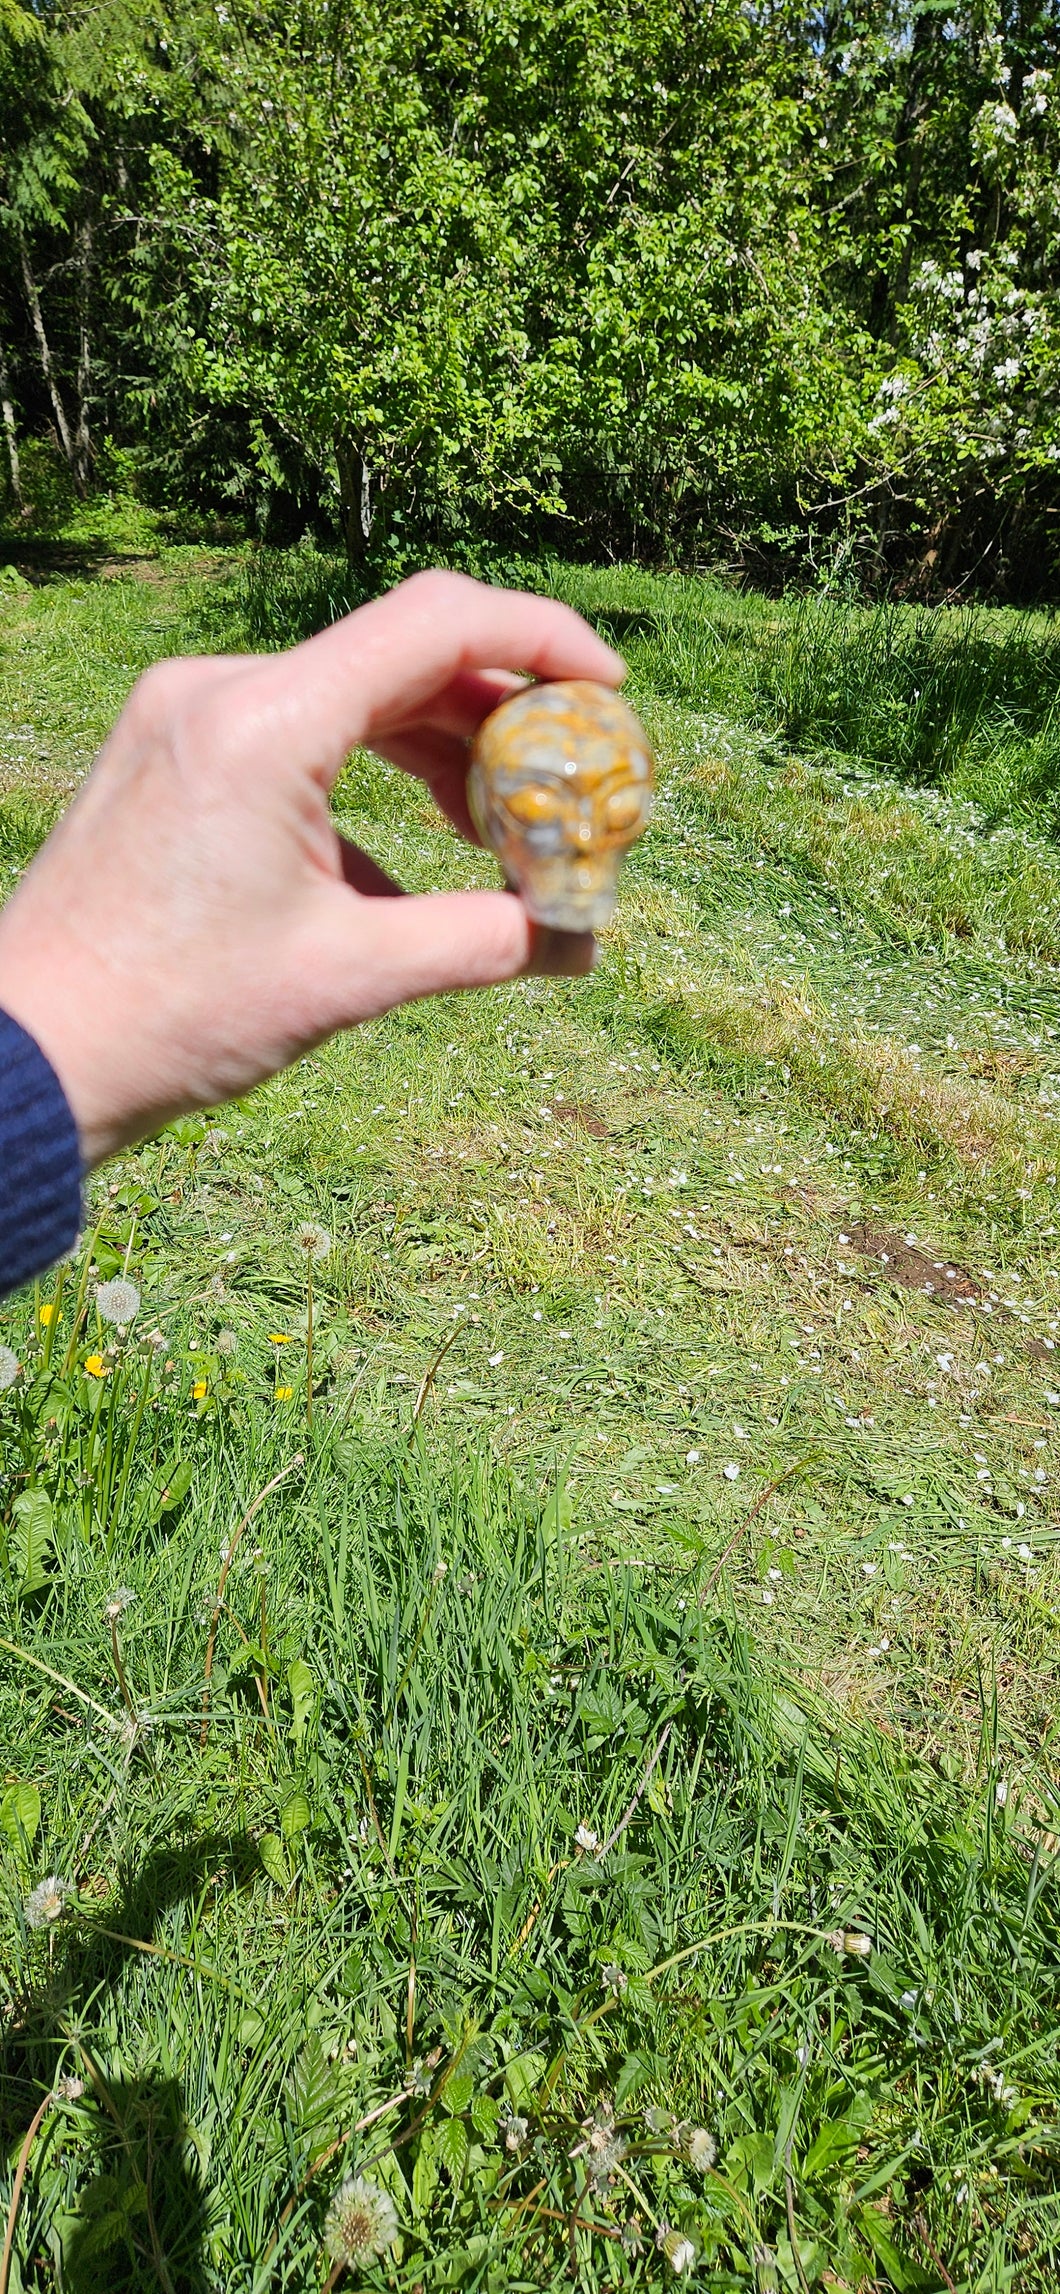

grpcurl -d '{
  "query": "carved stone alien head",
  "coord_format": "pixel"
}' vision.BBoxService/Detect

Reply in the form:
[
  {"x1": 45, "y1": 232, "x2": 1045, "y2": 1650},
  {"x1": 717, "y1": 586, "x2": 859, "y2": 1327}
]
[{"x1": 467, "y1": 679, "x2": 654, "y2": 932}]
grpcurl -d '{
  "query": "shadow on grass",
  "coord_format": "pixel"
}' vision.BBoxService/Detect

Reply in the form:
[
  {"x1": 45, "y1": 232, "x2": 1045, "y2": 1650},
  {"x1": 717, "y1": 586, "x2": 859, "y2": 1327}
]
[{"x1": 3, "y1": 1831, "x2": 260, "y2": 2292}]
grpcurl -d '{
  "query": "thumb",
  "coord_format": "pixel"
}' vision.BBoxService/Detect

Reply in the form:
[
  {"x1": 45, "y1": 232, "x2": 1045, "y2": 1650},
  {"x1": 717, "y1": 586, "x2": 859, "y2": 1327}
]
[{"x1": 306, "y1": 884, "x2": 595, "y2": 1027}]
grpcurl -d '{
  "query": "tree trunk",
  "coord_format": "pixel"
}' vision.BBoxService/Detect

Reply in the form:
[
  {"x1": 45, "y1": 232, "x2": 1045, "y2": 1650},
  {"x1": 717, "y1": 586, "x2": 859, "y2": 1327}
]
[
  {"x1": 19, "y1": 233, "x2": 81, "y2": 490},
  {"x1": 335, "y1": 435, "x2": 372, "y2": 567},
  {"x1": 73, "y1": 216, "x2": 93, "y2": 491},
  {"x1": 0, "y1": 341, "x2": 23, "y2": 513}
]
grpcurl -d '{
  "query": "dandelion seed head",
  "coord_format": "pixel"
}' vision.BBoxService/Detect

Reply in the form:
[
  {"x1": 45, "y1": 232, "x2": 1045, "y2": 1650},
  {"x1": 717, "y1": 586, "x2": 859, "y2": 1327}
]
[
  {"x1": 661, "y1": 2231, "x2": 696, "y2": 2274},
  {"x1": 0, "y1": 1345, "x2": 20, "y2": 1391},
  {"x1": 685, "y1": 2125, "x2": 717, "y2": 2174},
  {"x1": 322, "y1": 2175, "x2": 399, "y2": 2267},
  {"x1": 104, "y1": 1587, "x2": 137, "y2": 1622},
  {"x1": 24, "y1": 1875, "x2": 70, "y2": 1930},
  {"x1": 296, "y1": 1222, "x2": 332, "y2": 1261},
  {"x1": 96, "y1": 1278, "x2": 141, "y2": 1327},
  {"x1": 826, "y1": 1927, "x2": 872, "y2": 1957}
]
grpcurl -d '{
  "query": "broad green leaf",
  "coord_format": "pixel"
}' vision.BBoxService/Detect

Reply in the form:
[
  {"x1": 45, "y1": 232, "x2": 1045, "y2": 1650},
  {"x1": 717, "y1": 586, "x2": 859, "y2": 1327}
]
[
  {"x1": 438, "y1": 2236, "x2": 491, "y2": 2286},
  {"x1": 280, "y1": 1788, "x2": 311, "y2": 1838},
  {"x1": 287, "y1": 1658, "x2": 314, "y2": 1750},
  {"x1": 726, "y1": 2130, "x2": 775, "y2": 2193},
  {"x1": 0, "y1": 1780, "x2": 41, "y2": 1857},
  {"x1": 437, "y1": 2115, "x2": 469, "y2": 2185},
  {"x1": 258, "y1": 1832, "x2": 288, "y2": 1886},
  {"x1": 503, "y1": 2052, "x2": 546, "y2": 2109},
  {"x1": 615, "y1": 2050, "x2": 652, "y2": 2106},
  {"x1": 803, "y1": 2113, "x2": 867, "y2": 2180},
  {"x1": 157, "y1": 1460, "x2": 193, "y2": 1512},
  {"x1": 411, "y1": 2124, "x2": 440, "y2": 2217},
  {"x1": 470, "y1": 2092, "x2": 500, "y2": 2139},
  {"x1": 9, "y1": 1490, "x2": 55, "y2": 1591},
  {"x1": 858, "y1": 2205, "x2": 924, "y2": 2289},
  {"x1": 287, "y1": 2034, "x2": 340, "y2": 2135}
]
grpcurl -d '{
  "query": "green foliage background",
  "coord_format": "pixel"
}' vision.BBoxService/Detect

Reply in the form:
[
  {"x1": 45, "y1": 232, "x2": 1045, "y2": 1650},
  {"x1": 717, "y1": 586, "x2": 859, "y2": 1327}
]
[{"x1": 2, "y1": 0, "x2": 1060, "y2": 590}]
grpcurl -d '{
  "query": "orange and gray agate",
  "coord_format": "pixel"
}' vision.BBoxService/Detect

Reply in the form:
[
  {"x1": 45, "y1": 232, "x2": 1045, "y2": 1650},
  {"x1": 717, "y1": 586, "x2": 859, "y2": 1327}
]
[{"x1": 467, "y1": 679, "x2": 654, "y2": 932}]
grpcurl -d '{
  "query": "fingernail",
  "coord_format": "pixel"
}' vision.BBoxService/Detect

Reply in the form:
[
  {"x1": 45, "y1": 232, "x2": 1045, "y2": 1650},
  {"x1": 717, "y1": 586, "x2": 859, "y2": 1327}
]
[{"x1": 527, "y1": 927, "x2": 598, "y2": 978}]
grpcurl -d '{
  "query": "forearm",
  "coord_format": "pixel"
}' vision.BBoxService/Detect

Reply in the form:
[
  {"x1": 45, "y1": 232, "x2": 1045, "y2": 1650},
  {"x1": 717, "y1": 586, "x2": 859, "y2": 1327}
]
[{"x1": 0, "y1": 1010, "x2": 82, "y2": 1297}]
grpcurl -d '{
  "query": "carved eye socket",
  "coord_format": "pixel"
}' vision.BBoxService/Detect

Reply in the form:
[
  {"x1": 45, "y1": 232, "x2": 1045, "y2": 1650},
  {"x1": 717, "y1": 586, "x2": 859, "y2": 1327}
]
[
  {"x1": 604, "y1": 786, "x2": 644, "y2": 833},
  {"x1": 505, "y1": 783, "x2": 562, "y2": 825}
]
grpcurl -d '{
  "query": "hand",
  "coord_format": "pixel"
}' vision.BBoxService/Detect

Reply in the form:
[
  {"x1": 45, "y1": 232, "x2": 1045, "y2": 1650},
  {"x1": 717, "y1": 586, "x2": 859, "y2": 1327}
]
[{"x1": 0, "y1": 569, "x2": 623, "y2": 1166}]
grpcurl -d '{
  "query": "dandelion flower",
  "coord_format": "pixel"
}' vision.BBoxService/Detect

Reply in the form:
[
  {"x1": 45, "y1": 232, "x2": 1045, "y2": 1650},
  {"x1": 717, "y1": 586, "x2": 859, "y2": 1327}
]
[
  {"x1": 269, "y1": 1333, "x2": 292, "y2": 1345},
  {"x1": 25, "y1": 1875, "x2": 70, "y2": 1929},
  {"x1": 95, "y1": 1278, "x2": 141, "y2": 1327},
  {"x1": 826, "y1": 1928, "x2": 872, "y2": 1958},
  {"x1": 586, "y1": 2126, "x2": 627, "y2": 2191},
  {"x1": 274, "y1": 1385, "x2": 294, "y2": 1402},
  {"x1": 322, "y1": 2175, "x2": 399, "y2": 2268},
  {"x1": 0, "y1": 1345, "x2": 20, "y2": 1391},
  {"x1": 660, "y1": 2231, "x2": 696, "y2": 2274},
  {"x1": 38, "y1": 1303, "x2": 59, "y2": 1327},
  {"x1": 684, "y1": 2126, "x2": 717, "y2": 2175},
  {"x1": 104, "y1": 1587, "x2": 136, "y2": 1622},
  {"x1": 84, "y1": 1355, "x2": 108, "y2": 1378},
  {"x1": 192, "y1": 1379, "x2": 208, "y2": 1400},
  {"x1": 296, "y1": 1222, "x2": 332, "y2": 1261}
]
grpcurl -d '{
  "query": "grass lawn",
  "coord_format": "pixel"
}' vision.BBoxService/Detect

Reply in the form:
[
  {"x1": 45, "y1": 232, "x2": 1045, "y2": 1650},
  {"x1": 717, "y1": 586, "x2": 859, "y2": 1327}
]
[{"x1": 2, "y1": 541, "x2": 1060, "y2": 2291}]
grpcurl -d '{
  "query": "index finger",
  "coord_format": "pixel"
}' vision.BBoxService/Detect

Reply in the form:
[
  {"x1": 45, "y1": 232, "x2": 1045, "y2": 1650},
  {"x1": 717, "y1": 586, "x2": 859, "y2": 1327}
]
[{"x1": 251, "y1": 569, "x2": 626, "y2": 778}]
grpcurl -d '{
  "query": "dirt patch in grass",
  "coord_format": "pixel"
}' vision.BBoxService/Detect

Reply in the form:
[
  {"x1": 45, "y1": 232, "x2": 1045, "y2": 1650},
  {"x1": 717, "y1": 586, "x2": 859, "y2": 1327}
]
[
  {"x1": 845, "y1": 1222, "x2": 982, "y2": 1304},
  {"x1": 552, "y1": 1099, "x2": 610, "y2": 1138}
]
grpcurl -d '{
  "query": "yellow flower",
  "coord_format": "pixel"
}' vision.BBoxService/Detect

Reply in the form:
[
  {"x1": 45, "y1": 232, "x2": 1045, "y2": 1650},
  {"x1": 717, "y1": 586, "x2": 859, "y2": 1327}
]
[
  {"x1": 274, "y1": 1385, "x2": 294, "y2": 1401},
  {"x1": 269, "y1": 1333, "x2": 292, "y2": 1345},
  {"x1": 39, "y1": 1303, "x2": 59, "y2": 1326},
  {"x1": 84, "y1": 1354, "x2": 107, "y2": 1377},
  {"x1": 192, "y1": 1379, "x2": 208, "y2": 1400}
]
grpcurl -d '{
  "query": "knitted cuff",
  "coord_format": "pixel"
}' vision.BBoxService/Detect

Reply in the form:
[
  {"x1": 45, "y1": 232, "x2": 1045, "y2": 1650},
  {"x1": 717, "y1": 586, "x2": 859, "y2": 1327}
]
[{"x1": 0, "y1": 1009, "x2": 83, "y2": 1298}]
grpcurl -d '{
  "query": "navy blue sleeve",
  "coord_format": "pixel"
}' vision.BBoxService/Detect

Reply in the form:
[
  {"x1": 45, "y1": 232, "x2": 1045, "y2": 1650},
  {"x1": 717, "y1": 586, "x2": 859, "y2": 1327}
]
[{"x1": 0, "y1": 1010, "x2": 83, "y2": 1297}]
